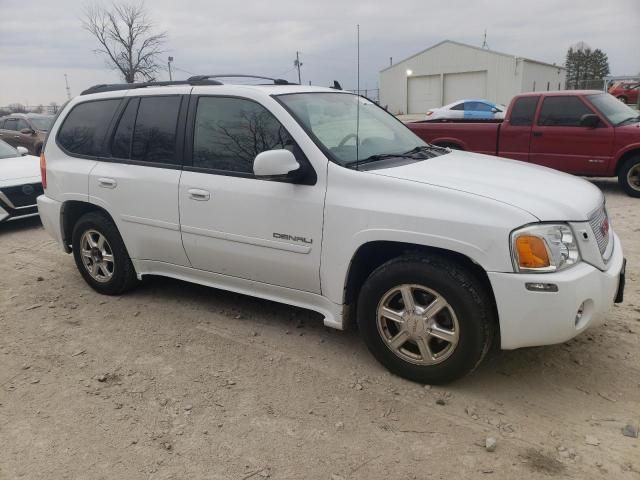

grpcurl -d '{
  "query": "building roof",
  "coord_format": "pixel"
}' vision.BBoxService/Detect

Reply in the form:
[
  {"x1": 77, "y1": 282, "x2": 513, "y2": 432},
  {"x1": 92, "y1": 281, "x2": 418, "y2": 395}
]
[{"x1": 380, "y1": 40, "x2": 566, "y2": 73}]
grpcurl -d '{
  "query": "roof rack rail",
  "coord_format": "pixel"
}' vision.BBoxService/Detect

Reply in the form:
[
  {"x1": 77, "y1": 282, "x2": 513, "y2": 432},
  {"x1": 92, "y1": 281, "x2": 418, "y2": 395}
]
[
  {"x1": 187, "y1": 74, "x2": 292, "y2": 85},
  {"x1": 80, "y1": 79, "x2": 223, "y2": 96},
  {"x1": 80, "y1": 74, "x2": 293, "y2": 96}
]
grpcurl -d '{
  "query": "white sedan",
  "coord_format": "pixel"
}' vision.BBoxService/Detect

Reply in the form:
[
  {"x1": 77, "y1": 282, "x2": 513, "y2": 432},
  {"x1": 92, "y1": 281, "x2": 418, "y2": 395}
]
[
  {"x1": 426, "y1": 99, "x2": 505, "y2": 121},
  {"x1": 0, "y1": 139, "x2": 42, "y2": 223}
]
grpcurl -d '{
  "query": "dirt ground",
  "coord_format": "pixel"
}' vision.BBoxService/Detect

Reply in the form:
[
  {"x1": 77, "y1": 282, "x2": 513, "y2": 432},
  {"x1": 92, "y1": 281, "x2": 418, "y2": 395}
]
[{"x1": 0, "y1": 178, "x2": 638, "y2": 480}]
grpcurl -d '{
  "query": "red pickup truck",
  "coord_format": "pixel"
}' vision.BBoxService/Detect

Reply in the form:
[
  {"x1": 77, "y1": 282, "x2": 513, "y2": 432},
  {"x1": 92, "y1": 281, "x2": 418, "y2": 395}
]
[{"x1": 407, "y1": 91, "x2": 640, "y2": 197}]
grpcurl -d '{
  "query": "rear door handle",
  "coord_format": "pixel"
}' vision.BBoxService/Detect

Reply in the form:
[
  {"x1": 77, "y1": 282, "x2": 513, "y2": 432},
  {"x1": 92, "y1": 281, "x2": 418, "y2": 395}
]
[
  {"x1": 188, "y1": 189, "x2": 210, "y2": 201},
  {"x1": 98, "y1": 178, "x2": 117, "y2": 189},
  {"x1": 532, "y1": 131, "x2": 543, "y2": 137}
]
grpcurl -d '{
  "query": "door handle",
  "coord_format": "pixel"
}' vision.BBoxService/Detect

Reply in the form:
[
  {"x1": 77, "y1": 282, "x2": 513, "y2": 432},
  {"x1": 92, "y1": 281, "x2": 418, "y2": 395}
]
[
  {"x1": 14, "y1": 135, "x2": 20, "y2": 138},
  {"x1": 532, "y1": 131, "x2": 543, "y2": 137},
  {"x1": 188, "y1": 188, "x2": 210, "y2": 201},
  {"x1": 98, "y1": 178, "x2": 117, "y2": 189}
]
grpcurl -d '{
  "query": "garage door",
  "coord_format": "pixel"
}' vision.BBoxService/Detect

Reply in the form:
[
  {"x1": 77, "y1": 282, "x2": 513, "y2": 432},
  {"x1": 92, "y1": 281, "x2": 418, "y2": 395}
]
[
  {"x1": 407, "y1": 75, "x2": 441, "y2": 114},
  {"x1": 443, "y1": 71, "x2": 487, "y2": 105}
]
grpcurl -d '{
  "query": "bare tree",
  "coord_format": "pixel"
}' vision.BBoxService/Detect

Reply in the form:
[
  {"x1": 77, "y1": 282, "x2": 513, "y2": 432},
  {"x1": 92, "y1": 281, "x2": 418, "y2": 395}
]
[{"x1": 83, "y1": 2, "x2": 166, "y2": 83}]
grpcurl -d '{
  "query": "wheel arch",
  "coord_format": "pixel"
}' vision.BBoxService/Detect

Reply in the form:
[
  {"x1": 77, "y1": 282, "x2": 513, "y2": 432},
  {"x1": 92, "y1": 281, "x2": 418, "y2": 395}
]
[
  {"x1": 614, "y1": 147, "x2": 640, "y2": 176},
  {"x1": 61, "y1": 200, "x2": 118, "y2": 252},
  {"x1": 342, "y1": 240, "x2": 499, "y2": 335}
]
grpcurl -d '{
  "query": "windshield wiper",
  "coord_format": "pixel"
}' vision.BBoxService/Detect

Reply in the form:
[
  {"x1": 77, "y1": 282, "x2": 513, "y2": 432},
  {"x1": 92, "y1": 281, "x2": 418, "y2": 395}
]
[
  {"x1": 403, "y1": 144, "x2": 450, "y2": 155},
  {"x1": 616, "y1": 115, "x2": 640, "y2": 126},
  {"x1": 346, "y1": 144, "x2": 448, "y2": 167}
]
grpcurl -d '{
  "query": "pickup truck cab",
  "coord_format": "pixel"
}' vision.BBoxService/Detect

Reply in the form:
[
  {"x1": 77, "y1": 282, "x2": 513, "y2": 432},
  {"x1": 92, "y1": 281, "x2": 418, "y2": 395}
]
[
  {"x1": 407, "y1": 91, "x2": 640, "y2": 197},
  {"x1": 37, "y1": 77, "x2": 625, "y2": 384}
]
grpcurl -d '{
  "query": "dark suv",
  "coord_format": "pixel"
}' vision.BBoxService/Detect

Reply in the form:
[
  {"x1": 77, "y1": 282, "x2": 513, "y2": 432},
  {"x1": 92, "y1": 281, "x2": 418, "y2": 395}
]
[{"x1": 0, "y1": 113, "x2": 54, "y2": 155}]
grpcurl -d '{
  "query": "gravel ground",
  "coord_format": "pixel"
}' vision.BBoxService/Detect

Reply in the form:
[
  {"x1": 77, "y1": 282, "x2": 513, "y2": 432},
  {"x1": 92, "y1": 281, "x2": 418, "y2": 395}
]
[{"x1": 0, "y1": 178, "x2": 638, "y2": 480}]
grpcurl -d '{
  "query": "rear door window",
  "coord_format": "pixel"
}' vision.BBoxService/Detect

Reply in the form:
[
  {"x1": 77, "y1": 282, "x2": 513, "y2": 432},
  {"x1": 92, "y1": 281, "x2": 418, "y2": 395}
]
[
  {"x1": 509, "y1": 96, "x2": 539, "y2": 126},
  {"x1": 537, "y1": 96, "x2": 594, "y2": 127},
  {"x1": 4, "y1": 119, "x2": 19, "y2": 131},
  {"x1": 130, "y1": 96, "x2": 181, "y2": 164},
  {"x1": 57, "y1": 99, "x2": 121, "y2": 156}
]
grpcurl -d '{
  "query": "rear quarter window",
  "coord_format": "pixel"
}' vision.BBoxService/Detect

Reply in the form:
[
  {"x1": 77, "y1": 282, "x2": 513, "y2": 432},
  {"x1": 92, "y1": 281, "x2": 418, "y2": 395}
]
[{"x1": 57, "y1": 99, "x2": 121, "y2": 156}]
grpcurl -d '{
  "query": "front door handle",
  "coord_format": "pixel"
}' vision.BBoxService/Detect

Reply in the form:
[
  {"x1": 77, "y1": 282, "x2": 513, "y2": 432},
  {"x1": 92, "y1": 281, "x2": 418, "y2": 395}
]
[
  {"x1": 98, "y1": 177, "x2": 117, "y2": 189},
  {"x1": 532, "y1": 131, "x2": 543, "y2": 137},
  {"x1": 188, "y1": 188, "x2": 210, "y2": 201}
]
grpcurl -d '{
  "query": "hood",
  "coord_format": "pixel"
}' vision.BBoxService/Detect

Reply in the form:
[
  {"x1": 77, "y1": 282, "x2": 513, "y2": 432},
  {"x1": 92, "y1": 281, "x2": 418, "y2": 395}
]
[
  {"x1": 0, "y1": 154, "x2": 41, "y2": 188},
  {"x1": 368, "y1": 150, "x2": 603, "y2": 221}
]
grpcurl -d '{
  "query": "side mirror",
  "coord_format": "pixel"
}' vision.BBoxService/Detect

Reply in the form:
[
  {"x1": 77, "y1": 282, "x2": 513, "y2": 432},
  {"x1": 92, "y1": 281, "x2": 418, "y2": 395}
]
[
  {"x1": 20, "y1": 128, "x2": 34, "y2": 135},
  {"x1": 253, "y1": 149, "x2": 301, "y2": 179},
  {"x1": 16, "y1": 146, "x2": 29, "y2": 156},
  {"x1": 491, "y1": 107, "x2": 499, "y2": 113},
  {"x1": 580, "y1": 114, "x2": 600, "y2": 128}
]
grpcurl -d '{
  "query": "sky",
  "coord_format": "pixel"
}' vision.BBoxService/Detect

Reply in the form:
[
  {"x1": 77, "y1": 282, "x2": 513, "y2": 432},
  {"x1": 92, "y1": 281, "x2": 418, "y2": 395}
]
[{"x1": 0, "y1": 0, "x2": 639, "y2": 106}]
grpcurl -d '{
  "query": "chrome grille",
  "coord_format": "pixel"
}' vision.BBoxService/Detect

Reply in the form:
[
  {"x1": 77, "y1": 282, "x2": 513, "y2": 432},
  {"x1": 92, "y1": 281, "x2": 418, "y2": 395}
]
[{"x1": 588, "y1": 206, "x2": 610, "y2": 256}]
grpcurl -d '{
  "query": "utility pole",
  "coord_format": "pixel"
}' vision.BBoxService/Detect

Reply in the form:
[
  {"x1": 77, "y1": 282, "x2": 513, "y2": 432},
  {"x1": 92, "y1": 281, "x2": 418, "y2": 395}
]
[
  {"x1": 168, "y1": 56, "x2": 174, "y2": 81},
  {"x1": 64, "y1": 74, "x2": 71, "y2": 100},
  {"x1": 294, "y1": 51, "x2": 302, "y2": 84}
]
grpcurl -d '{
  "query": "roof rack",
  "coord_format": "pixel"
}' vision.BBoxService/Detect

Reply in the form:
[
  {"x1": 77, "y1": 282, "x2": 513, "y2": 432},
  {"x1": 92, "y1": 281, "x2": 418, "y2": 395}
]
[
  {"x1": 187, "y1": 74, "x2": 292, "y2": 85},
  {"x1": 80, "y1": 74, "x2": 293, "y2": 96},
  {"x1": 81, "y1": 79, "x2": 222, "y2": 95}
]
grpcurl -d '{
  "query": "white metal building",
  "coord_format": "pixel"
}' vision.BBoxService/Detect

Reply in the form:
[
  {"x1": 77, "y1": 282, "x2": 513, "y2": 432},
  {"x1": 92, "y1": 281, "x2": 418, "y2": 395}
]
[{"x1": 380, "y1": 40, "x2": 566, "y2": 114}]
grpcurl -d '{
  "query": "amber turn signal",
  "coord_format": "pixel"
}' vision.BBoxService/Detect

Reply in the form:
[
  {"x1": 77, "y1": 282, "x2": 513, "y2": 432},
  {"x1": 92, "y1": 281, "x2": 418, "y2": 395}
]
[
  {"x1": 40, "y1": 152, "x2": 47, "y2": 189},
  {"x1": 515, "y1": 235, "x2": 550, "y2": 268}
]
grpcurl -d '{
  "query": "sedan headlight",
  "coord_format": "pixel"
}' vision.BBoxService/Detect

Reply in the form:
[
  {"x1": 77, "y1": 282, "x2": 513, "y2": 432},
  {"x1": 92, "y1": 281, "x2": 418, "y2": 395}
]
[{"x1": 511, "y1": 224, "x2": 580, "y2": 273}]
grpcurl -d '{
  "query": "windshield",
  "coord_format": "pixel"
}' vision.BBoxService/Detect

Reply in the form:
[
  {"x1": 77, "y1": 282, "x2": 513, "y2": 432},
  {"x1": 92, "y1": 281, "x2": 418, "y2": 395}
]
[
  {"x1": 587, "y1": 93, "x2": 639, "y2": 125},
  {"x1": 0, "y1": 139, "x2": 18, "y2": 159},
  {"x1": 29, "y1": 116, "x2": 54, "y2": 131},
  {"x1": 277, "y1": 92, "x2": 434, "y2": 166}
]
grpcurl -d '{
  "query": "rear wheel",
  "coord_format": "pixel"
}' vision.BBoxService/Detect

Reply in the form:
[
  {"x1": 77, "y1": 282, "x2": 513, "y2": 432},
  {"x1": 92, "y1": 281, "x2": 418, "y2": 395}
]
[
  {"x1": 357, "y1": 255, "x2": 495, "y2": 384},
  {"x1": 619, "y1": 155, "x2": 640, "y2": 198},
  {"x1": 72, "y1": 212, "x2": 138, "y2": 294}
]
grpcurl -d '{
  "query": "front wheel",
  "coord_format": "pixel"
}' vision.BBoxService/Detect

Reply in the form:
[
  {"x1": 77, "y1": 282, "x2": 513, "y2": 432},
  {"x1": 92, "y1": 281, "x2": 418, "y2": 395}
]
[
  {"x1": 357, "y1": 255, "x2": 495, "y2": 384},
  {"x1": 618, "y1": 156, "x2": 640, "y2": 198},
  {"x1": 72, "y1": 212, "x2": 138, "y2": 295}
]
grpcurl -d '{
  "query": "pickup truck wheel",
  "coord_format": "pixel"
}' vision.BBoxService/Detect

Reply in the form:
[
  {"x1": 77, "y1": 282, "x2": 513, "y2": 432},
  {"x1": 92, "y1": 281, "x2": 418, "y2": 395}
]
[
  {"x1": 72, "y1": 212, "x2": 138, "y2": 295},
  {"x1": 357, "y1": 255, "x2": 494, "y2": 384},
  {"x1": 618, "y1": 156, "x2": 640, "y2": 198}
]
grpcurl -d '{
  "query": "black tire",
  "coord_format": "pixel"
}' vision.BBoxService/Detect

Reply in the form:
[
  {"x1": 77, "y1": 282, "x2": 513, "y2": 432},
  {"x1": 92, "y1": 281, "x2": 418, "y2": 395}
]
[
  {"x1": 357, "y1": 255, "x2": 495, "y2": 384},
  {"x1": 34, "y1": 144, "x2": 42, "y2": 156},
  {"x1": 71, "y1": 212, "x2": 138, "y2": 295},
  {"x1": 617, "y1": 96, "x2": 628, "y2": 104},
  {"x1": 618, "y1": 155, "x2": 640, "y2": 198}
]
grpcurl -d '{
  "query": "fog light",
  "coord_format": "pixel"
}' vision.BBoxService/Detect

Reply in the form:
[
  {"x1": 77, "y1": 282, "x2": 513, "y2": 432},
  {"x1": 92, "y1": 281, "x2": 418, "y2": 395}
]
[{"x1": 525, "y1": 282, "x2": 559, "y2": 292}]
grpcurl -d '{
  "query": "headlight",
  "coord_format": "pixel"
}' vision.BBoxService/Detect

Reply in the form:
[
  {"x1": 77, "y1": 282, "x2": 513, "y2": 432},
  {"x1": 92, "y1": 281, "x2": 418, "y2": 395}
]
[{"x1": 511, "y1": 224, "x2": 580, "y2": 273}]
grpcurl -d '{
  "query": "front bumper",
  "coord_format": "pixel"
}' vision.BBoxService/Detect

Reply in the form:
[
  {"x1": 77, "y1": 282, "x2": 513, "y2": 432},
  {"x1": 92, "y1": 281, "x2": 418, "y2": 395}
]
[{"x1": 489, "y1": 232, "x2": 625, "y2": 350}]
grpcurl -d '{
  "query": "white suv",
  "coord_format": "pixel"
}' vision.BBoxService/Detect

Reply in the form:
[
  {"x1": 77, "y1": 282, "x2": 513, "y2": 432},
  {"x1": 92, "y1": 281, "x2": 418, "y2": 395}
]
[{"x1": 37, "y1": 75, "x2": 626, "y2": 384}]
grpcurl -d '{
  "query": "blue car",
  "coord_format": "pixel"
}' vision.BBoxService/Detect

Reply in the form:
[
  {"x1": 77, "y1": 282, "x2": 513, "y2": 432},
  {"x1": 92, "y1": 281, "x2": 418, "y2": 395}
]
[{"x1": 426, "y1": 99, "x2": 505, "y2": 121}]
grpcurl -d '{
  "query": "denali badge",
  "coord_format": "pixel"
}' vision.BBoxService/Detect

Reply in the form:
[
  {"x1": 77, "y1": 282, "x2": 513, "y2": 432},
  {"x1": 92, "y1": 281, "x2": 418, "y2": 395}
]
[{"x1": 273, "y1": 233, "x2": 313, "y2": 244}]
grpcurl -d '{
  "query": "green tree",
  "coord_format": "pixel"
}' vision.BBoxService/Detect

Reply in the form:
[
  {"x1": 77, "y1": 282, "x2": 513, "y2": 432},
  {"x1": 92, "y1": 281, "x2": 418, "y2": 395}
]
[{"x1": 565, "y1": 42, "x2": 610, "y2": 89}]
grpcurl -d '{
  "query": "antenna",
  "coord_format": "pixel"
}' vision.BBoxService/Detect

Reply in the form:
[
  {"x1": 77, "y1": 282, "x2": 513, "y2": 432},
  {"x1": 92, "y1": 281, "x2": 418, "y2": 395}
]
[
  {"x1": 356, "y1": 24, "x2": 360, "y2": 168},
  {"x1": 64, "y1": 73, "x2": 71, "y2": 100},
  {"x1": 294, "y1": 51, "x2": 303, "y2": 84},
  {"x1": 481, "y1": 29, "x2": 489, "y2": 49}
]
